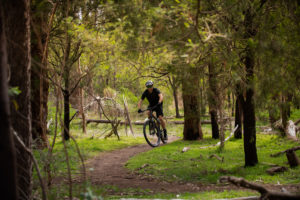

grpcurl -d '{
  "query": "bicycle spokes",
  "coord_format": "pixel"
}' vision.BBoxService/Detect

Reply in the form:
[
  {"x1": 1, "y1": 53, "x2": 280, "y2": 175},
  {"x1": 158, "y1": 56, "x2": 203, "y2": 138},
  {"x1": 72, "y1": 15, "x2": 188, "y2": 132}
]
[{"x1": 143, "y1": 120, "x2": 161, "y2": 147}]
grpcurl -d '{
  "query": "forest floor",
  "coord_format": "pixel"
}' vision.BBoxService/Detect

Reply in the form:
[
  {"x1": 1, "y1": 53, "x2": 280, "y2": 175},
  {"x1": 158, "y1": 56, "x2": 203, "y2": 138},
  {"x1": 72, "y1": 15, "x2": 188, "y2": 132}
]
[{"x1": 79, "y1": 135, "x2": 300, "y2": 197}]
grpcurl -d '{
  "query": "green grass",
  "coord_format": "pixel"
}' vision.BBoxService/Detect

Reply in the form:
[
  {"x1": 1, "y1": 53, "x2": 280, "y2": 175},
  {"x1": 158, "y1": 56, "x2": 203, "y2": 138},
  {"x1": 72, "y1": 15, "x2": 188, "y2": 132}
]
[
  {"x1": 107, "y1": 189, "x2": 258, "y2": 200},
  {"x1": 126, "y1": 132, "x2": 300, "y2": 184},
  {"x1": 290, "y1": 108, "x2": 300, "y2": 121},
  {"x1": 44, "y1": 182, "x2": 258, "y2": 200}
]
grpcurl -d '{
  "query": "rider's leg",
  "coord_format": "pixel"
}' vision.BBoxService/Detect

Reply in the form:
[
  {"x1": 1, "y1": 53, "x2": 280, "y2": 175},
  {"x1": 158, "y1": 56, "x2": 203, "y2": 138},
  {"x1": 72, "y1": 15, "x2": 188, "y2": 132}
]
[
  {"x1": 156, "y1": 104, "x2": 168, "y2": 140},
  {"x1": 158, "y1": 115, "x2": 168, "y2": 140},
  {"x1": 147, "y1": 110, "x2": 150, "y2": 118},
  {"x1": 158, "y1": 115, "x2": 166, "y2": 129}
]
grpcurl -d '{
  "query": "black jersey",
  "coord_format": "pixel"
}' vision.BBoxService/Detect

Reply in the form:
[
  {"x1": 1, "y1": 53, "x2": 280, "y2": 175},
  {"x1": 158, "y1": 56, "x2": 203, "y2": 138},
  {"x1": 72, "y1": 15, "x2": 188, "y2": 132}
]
[{"x1": 141, "y1": 88, "x2": 161, "y2": 106}]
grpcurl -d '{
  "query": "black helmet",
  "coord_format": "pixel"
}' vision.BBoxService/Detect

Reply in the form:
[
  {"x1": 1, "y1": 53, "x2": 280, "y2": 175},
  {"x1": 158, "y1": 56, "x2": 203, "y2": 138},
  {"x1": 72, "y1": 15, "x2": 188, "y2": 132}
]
[{"x1": 145, "y1": 80, "x2": 153, "y2": 88}]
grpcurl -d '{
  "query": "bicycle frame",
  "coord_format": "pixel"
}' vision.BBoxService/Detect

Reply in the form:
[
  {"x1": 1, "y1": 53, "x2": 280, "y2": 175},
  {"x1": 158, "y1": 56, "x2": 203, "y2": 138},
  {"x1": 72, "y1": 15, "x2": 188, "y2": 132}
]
[{"x1": 142, "y1": 106, "x2": 161, "y2": 129}]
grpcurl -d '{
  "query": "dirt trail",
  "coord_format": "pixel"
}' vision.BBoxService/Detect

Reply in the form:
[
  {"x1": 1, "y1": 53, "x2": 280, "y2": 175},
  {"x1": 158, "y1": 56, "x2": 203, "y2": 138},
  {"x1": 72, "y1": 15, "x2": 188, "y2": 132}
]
[
  {"x1": 83, "y1": 136, "x2": 239, "y2": 194},
  {"x1": 81, "y1": 136, "x2": 300, "y2": 196}
]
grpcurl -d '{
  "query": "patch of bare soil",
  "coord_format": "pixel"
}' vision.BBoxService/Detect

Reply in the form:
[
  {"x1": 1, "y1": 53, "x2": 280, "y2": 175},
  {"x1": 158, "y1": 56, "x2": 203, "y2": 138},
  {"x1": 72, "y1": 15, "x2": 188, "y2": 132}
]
[{"x1": 78, "y1": 136, "x2": 300, "y2": 196}]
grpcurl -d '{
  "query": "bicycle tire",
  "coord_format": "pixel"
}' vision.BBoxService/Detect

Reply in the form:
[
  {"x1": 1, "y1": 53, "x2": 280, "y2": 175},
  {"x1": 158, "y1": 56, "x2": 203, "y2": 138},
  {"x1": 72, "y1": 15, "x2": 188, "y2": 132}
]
[
  {"x1": 143, "y1": 119, "x2": 161, "y2": 147},
  {"x1": 161, "y1": 131, "x2": 167, "y2": 144}
]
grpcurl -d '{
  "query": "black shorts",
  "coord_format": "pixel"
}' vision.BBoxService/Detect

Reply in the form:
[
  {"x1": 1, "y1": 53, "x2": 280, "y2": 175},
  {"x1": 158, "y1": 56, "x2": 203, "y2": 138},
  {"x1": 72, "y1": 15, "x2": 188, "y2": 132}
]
[{"x1": 148, "y1": 103, "x2": 164, "y2": 117}]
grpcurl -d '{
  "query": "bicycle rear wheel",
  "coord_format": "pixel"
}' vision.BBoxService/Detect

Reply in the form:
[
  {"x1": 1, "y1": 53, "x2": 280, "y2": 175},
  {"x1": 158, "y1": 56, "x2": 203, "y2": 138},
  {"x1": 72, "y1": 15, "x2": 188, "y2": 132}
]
[{"x1": 143, "y1": 119, "x2": 161, "y2": 147}]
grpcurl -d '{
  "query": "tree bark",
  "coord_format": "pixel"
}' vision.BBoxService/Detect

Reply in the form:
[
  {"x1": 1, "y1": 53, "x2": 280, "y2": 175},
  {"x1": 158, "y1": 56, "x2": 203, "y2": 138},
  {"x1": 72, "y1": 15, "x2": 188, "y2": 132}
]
[
  {"x1": 280, "y1": 93, "x2": 289, "y2": 136},
  {"x1": 182, "y1": 67, "x2": 203, "y2": 140},
  {"x1": 173, "y1": 84, "x2": 181, "y2": 118},
  {"x1": 31, "y1": 1, "x2": 50, "y2": 148},
  {"x1": 208, "y1": 62, "x2": 219, "y2": 139},
  {"x1": 3, "y1": 0, "x2": 33, "y2": 198},
  {"x1": 242, "y1": 7, "x2": 258, "y2": 167},
  {"x1": 78, "y1": 59, "x2": 86, "y2": 134},
  {"x1": 168, "y1": 76, "x2": 181, "y2": 118},
  {"x1": 234, "y1": 90, "x2": 243, "y2": 139},
  {"x1": 0, "y1": 10, "x2": 18, "y2": 199},
  {"x1": 243, "y1": 46, "x2": 258, "y2": 166}
]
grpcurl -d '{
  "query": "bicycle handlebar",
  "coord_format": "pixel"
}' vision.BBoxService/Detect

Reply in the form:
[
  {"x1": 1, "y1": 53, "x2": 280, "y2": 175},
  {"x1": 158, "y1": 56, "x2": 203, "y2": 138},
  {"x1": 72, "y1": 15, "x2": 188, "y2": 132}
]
[{"x1": 140, "y1": 103, "x2": 160, "y2": 113}]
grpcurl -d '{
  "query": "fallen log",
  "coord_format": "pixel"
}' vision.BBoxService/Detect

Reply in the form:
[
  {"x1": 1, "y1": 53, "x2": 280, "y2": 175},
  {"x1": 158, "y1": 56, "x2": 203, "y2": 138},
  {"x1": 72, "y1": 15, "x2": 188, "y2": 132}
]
[
  {"x1": 266, "y1": 166, "x2": 288, "y2": 175},
  {"x1": 86, "y1": 119, "x2": 212, "y2": 125},
  {"x1": 219, "y1": 176, "x2": 300, "y2": 200}
]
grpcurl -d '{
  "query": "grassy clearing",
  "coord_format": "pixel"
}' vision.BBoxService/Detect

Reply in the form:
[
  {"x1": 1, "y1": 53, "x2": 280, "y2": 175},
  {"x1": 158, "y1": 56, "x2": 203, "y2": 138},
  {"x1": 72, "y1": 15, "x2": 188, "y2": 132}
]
[
  {"x1": 126, "y1": 132, "x2": 300, "y2": 184},
  {"x1": 34, "y1": 107, "x2": 300, "y2": 199}
]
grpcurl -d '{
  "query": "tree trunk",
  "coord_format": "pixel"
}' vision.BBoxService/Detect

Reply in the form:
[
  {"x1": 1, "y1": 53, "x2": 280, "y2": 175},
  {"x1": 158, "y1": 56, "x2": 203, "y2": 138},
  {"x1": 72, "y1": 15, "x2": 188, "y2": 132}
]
[
  {"x1": 78, "y1": 59, "x2": 86, "y2": 134},
  {"x1": 280, "y1": 94, "x2": 289, "y2": 136},
  {"x1": 169, "y1": 76, "x2": 181, "y2": 118},
  {"x1": 0, "y1": 11, "x2": 18, "y2": 199},
  {"x1": 3, "y1": 0, "x2": 33, "y2": 198},
  {"x1": 64, "y1": 87, "x2": 70, "y2": 140},
  {"x1": 182, "y1": 67, "x2": 203, "y2": 140},
  {"x1": 242, "y1": 7, "x2": 258, "y2": 167},
  {"x1": 208, "y1": 62, "x2": 219, "y2": 139},
  {"x1": 62, "y1": 9, "x2": 71, "y2": 140},
  {"x1": 234, "y1": 93, "x2": 243, "y2": 139},
  {"x1": 243, "y1": 45, "x2": 258, "y2": 166},
  {"x1": 31, "y1": 2, "x2": 50, "y2": 148},
  {"x1": 173, "y1": 85, "x2": 181, "y2": 118}
]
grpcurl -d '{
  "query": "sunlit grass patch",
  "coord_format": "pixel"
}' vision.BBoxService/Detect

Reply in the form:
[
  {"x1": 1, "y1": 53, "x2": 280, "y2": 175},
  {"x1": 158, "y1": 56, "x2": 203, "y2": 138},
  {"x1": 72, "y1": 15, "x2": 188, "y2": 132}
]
[{"x1": 126, "y1": 132, "x2": 300, "y2": 184}]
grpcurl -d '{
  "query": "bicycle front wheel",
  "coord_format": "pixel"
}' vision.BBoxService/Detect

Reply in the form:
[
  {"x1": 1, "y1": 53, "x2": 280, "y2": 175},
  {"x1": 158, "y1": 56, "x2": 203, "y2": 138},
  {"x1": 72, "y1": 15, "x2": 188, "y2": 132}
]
[{"x1": 143, "y1": 119, "x2": 161, "y2": 147}]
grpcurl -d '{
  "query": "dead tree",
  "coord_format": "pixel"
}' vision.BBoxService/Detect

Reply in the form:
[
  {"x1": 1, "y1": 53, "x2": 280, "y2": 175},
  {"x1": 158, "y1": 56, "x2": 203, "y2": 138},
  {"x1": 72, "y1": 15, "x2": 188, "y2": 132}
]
[{"x1": 271, "y1": 146, "x2": 300, "y2": 167}]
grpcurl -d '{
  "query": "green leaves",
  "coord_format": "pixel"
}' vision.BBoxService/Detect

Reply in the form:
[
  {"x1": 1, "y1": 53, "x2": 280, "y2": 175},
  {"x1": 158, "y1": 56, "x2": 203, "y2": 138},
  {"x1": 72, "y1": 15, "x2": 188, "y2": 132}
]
[{"x1": 9, "y1": 87, "x2": 21, "y2": 96}]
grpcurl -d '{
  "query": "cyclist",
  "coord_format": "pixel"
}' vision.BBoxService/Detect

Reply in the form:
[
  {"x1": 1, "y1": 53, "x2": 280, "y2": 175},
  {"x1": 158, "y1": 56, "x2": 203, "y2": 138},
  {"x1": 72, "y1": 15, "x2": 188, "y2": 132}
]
[{"x1": 138, "y1": 80, "x2": 168, "y2": 140}]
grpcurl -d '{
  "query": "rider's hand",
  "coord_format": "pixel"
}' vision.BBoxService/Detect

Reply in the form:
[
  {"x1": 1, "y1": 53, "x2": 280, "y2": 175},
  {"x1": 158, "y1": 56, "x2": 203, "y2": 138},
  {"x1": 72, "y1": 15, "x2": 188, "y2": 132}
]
[{"x1": 138, "y1": 109, "x2": 142, "y2": 113}]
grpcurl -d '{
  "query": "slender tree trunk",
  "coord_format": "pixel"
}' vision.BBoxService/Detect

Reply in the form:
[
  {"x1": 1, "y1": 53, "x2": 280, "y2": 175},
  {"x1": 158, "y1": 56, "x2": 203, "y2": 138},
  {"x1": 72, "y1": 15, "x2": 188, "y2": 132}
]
[
  {"x1": 219, "y1": 102, "x2": 225, "y2": 149},
  {"x1": 78, "y1": 59, "x2": 86, "y2": 134},
  {"x1": 63, "y1": 84, "x2": 70, "y2": 140},
  {"x1": 62, "y1": 0, "x2": 71, "y2": 140},
  {"x1": 3, "y1": 0, "x2": 33, "y2": 198},
  {"x1": 182, "y1": 67, "x2": 203, "y2": 140},
  {"x1": 0, "y1": 11, "x2": 18, "y2": 199},
  {"x1": 280, "y1": 93, "x2": 288, "y2": 136},
  {"x1": 169, "y1": 76, "x2": 181, "y2": 118},
  {"x1": 208, "y1": 63, "x2": 219, "y2": 139},
  {"x1": 232, "y1": 92, "x2": 235, "y2": 117},
  {"x1": 234, "y1": 90, "x2": 243, "y2": 139},
  {"x1": 173, "y1": 85, "x2": 181, "y2": 118}
]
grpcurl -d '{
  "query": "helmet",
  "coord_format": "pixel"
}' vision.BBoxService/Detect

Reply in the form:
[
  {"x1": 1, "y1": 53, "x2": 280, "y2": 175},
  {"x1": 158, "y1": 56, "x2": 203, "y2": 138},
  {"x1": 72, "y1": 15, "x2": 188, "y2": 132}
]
[{"x1": 145, "y1": 80, "x2": 153, "y2": 88}]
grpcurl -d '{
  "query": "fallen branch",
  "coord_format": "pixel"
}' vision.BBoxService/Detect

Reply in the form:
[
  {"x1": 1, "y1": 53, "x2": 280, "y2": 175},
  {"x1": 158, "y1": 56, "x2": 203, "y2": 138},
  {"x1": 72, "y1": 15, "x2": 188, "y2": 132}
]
[
  {"x1": 86, "y1": 119, "x2": 212, "y2": 125},
  {"x1": 270, "y1": 146, "x2": 300, "y2": 157},
  {"x1": 219, "y1": 176, "x2": 300, "y2": 200},
  {"x1": 200, "y1": 125, "x2": 238, "y2": 149},
  {"x1": 209, "y1": 154, "x2": 224, "y2": 162}
]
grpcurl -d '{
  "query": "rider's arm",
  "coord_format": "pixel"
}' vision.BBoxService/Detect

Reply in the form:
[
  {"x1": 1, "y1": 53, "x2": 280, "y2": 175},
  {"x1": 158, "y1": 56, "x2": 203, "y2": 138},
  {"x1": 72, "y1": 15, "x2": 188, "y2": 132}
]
[
  {"x1": 158, "y1": 93, "x2": 163, "y2": 104},
  {"x1": 138, "y1": 99, "x2": 143, "y2": 109}
]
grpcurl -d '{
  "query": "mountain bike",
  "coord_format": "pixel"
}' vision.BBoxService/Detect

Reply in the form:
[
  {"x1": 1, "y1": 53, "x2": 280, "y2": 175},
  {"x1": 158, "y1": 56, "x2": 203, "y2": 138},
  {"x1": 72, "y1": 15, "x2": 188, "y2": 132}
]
[{"x1": 140, "y1": 105, "x2": 167, "y2": 147}]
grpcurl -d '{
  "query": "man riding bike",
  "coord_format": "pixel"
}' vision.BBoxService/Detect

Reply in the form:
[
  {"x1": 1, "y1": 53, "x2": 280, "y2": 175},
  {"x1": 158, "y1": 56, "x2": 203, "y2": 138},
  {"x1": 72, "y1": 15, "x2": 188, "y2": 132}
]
[{"x1": 138, "y1": 80, "x2": 168, "y2": 140}]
